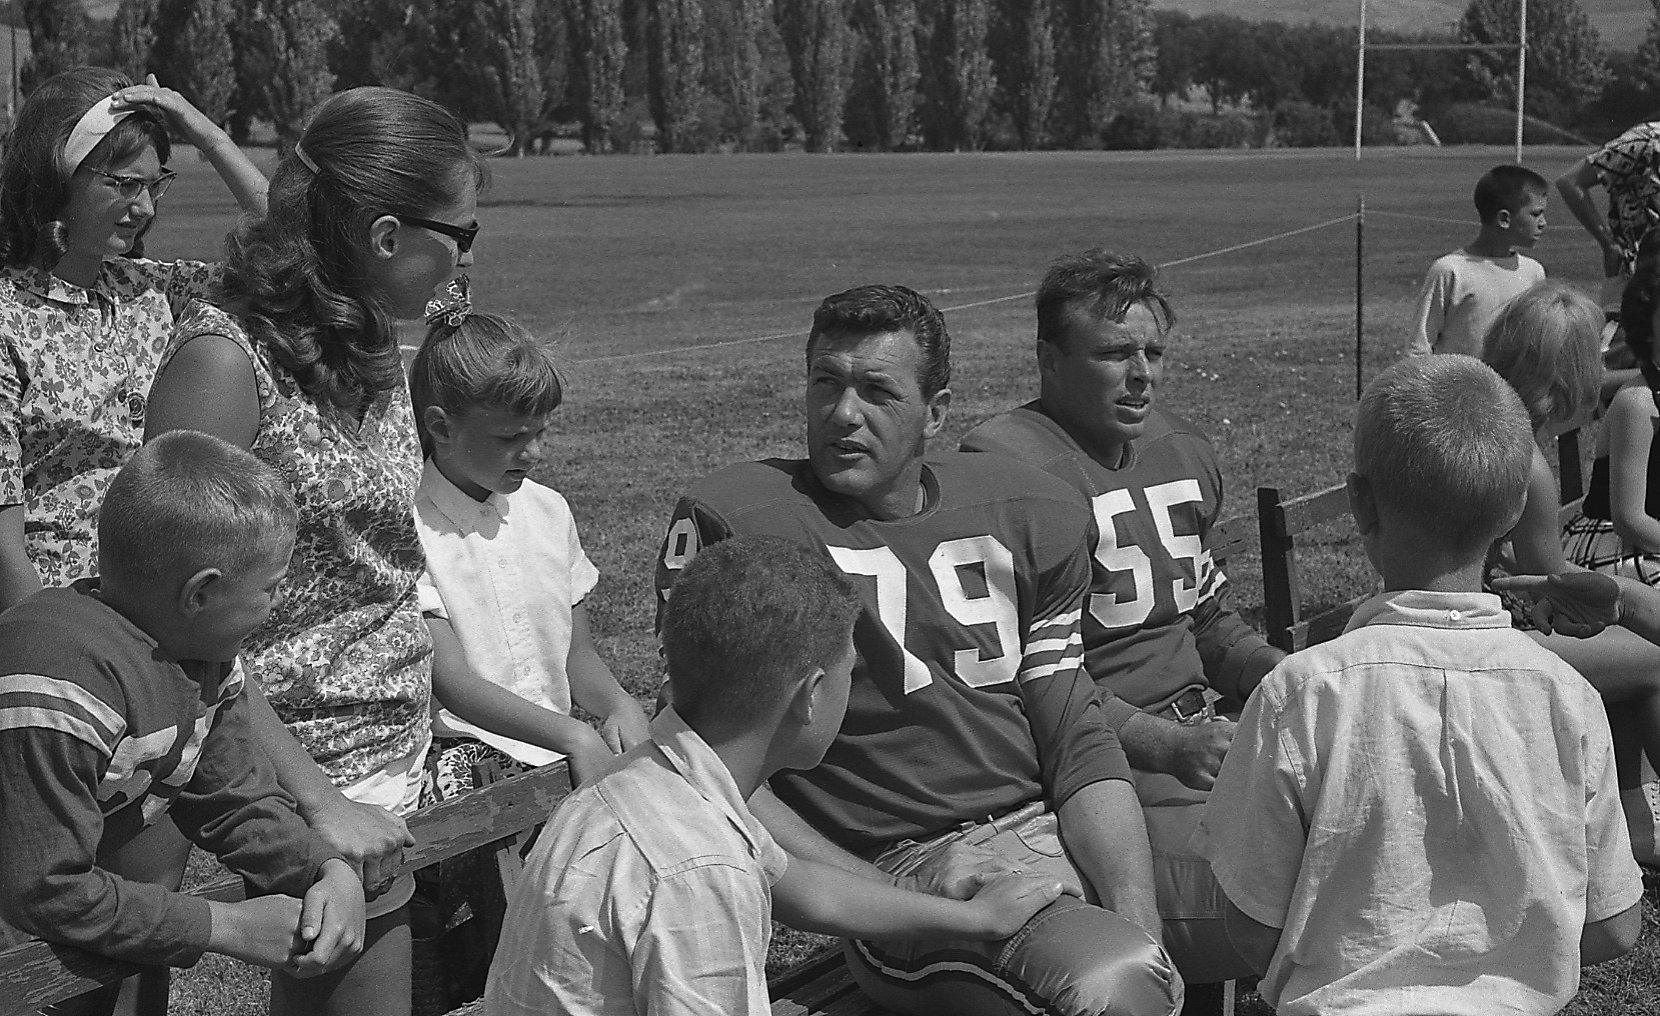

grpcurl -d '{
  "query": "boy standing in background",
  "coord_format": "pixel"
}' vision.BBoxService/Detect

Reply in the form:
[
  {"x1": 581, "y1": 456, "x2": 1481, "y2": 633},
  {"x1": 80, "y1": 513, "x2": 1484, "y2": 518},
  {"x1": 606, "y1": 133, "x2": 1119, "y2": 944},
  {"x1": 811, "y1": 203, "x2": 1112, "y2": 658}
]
[{"x1": 1406, "y1": 164, "x2": 1549, "y2": 358}]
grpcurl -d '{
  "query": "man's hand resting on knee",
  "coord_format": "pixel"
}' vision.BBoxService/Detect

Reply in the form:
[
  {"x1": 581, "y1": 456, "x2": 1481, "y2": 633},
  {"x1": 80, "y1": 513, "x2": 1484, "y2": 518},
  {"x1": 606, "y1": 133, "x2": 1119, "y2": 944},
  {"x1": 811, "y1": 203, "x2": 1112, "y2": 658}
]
[{"x1": 920, "y1": 839, "x2": 1086, "y2": 900}]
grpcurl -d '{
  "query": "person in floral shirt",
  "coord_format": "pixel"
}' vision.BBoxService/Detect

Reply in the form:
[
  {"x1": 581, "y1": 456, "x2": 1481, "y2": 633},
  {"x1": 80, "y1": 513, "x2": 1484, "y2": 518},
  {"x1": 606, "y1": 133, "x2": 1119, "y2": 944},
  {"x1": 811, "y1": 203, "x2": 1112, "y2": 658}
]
[
  {"x1": 145, "y1": 86, "x2": 484, "y2": 1016},
  {"x1": 0, "y1": 66, "x2": 268, "y2": 1016},
  {"x1": 0, "y1": 67, "x2": 267, "y2": 609}
]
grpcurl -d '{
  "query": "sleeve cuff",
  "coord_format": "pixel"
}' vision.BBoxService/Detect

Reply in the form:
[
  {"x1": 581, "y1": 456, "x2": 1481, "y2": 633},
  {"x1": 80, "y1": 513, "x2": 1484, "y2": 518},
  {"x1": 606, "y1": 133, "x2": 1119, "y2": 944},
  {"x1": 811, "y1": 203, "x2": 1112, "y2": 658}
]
[
  {"x1": 1100, "y1": 695, "x2": 1142, "y2": 734},
  {"x1": 417, "y1": 571, "x2": 447, "y2": 619}
]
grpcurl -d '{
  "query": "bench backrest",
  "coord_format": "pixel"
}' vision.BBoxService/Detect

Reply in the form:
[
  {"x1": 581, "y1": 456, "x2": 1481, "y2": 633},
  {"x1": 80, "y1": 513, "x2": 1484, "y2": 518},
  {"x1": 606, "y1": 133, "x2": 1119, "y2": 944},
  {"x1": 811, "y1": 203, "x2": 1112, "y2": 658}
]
[
  {"x1": 0, "y1": 761, "x2": 571, "y2": 1016},
  {"x1": 1258, "y1": 423, "x2": 1589, "y2": 654}
]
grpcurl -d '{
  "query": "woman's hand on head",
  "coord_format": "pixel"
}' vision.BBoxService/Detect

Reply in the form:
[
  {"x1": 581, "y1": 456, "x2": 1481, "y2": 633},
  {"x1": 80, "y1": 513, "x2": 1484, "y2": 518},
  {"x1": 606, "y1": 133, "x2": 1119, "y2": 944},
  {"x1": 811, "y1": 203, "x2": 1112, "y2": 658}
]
[{"x1": 111, "y1": 75, "x2": 221, "y2": 149}]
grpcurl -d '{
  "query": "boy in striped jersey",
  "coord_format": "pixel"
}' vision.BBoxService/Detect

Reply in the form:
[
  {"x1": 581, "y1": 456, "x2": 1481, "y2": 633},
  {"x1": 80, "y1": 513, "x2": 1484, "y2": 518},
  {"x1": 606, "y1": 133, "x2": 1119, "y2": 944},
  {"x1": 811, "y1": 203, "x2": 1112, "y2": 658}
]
[{"x1": 0, "y1": 431, "x2": 364, "y2": 1012}]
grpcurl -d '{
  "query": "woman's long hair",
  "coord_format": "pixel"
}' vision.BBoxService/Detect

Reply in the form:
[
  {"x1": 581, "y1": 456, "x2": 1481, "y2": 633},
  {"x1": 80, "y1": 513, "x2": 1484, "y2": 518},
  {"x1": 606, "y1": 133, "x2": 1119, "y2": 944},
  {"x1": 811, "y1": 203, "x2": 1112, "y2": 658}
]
[
  {"x1": 221, "y1": 87, "x2": 485, "y2": 408},
  {"x1": 0, "y1": 67, "x2": 170, "y2": 269}
]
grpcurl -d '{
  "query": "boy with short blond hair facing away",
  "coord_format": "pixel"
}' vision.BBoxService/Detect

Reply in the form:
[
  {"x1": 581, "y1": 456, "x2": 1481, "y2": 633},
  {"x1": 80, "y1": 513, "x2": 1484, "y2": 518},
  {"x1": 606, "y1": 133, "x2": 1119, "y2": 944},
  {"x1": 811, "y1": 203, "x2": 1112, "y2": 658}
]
[
  {"x1": 0, "y1": 430, "x2": 365, "y2": 994},
  {"x1": 1406, "y1": 164, "x2": 1550, "y2": 357},
  {"x1": 484, "y1": 536, "x2": 1066, "y2": 1016},
  {"x1": 1193, "y1": 355, "x2": 1643, "y2": 1016}
]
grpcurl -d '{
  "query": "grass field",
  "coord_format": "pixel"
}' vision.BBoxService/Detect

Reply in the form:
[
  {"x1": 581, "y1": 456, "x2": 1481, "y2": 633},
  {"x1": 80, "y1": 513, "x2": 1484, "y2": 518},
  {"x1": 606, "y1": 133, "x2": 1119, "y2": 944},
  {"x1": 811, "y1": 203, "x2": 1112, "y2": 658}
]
[{"x1": 138, "y1": 143, "x2": 1660, "y2": 1012}]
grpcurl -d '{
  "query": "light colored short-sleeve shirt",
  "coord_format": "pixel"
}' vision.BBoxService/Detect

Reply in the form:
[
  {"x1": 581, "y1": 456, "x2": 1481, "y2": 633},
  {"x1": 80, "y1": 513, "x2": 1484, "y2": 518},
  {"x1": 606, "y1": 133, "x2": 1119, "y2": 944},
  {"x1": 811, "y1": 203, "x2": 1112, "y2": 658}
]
[
  {"x1": 1405, "y1": 249, "x2": 1545, "y2": 358},
  {"x1": 0, "y1": 258, "x2": 218, "y2": 586},
  {"x1": 414, "y1": 460, "x2": 600, "y2": 766},
  {"x1": 1193, "y1": 589, "x2": 1642, "y2": 1016},
  {"x1": 485, "y1": 707, "x2": 789, "y2": 1016}
]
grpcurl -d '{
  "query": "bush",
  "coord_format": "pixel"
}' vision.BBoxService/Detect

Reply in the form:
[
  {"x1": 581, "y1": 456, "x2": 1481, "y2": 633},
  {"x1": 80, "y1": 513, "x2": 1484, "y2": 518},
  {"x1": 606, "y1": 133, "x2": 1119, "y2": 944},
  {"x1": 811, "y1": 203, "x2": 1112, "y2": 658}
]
[
  {"x1": 1103, "y1": 98, "x2": 1166, "y2": 150},
  {"x1": 1100, "y1": 103, "x2": 1260, "y2": 150},
  {"x1": 1423, "y1": 103, "x2": 1589, "y2": 145},
  {"x1": 1270, "y1": 100, "x2": 1338, "y2": 148}
]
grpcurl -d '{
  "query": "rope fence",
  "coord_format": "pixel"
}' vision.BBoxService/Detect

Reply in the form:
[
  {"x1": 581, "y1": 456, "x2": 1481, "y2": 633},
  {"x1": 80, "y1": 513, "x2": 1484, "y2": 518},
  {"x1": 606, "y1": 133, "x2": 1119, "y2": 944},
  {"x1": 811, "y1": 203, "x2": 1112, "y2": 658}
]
[{"x1": 406, "y1": 199, "x2": 1477, "y2": 396}]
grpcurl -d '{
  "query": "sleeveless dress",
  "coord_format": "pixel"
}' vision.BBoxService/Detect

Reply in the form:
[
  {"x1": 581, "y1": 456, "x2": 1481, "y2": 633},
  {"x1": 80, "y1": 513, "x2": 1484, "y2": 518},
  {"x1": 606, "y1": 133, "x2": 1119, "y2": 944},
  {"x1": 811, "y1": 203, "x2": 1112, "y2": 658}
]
[
  {"x1": 159, "y1": 301, "x2": 432, "y2": 804},
  {"x1": 1564, "y1": 389, "x2": 1660, "y2": 585}
]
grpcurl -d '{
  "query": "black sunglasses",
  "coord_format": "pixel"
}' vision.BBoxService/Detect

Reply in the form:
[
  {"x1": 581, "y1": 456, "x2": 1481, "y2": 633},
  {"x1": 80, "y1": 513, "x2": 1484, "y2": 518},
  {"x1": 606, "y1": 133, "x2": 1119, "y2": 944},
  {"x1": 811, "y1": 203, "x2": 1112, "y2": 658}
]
[{"x1": 397, "y1": 214, "x2": 480, "y2": 255}]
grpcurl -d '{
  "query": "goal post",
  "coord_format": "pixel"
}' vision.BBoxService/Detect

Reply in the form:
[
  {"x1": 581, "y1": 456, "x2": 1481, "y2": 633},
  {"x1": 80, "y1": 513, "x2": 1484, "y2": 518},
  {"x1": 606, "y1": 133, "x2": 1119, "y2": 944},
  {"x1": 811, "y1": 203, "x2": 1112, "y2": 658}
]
[{"x1": 1354, "y1": 0, "x2": 1527, "y2": 162}]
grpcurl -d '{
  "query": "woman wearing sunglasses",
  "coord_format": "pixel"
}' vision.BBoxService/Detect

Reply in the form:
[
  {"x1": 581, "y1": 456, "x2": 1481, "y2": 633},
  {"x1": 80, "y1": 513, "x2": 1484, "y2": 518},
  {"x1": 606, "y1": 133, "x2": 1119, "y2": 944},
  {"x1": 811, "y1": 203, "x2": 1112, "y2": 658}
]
[
  {"x1": 145, "y1": 86, "x2": 484, "y2": 1016},
  {"x1": 0, "y1": 66, "x2": 265, "y2": 611}
]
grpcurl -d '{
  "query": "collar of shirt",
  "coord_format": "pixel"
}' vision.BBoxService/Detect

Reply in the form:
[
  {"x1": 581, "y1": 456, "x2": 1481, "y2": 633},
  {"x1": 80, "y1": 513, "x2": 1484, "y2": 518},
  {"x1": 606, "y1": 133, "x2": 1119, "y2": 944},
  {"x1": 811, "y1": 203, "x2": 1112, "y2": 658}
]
[
  {"x1": 419, "y1": 457, "x2": 511, "y2": 530},
  {"x1": 649, "y1": 706, "x2": 788, "y2": 883},
  {"x1": 13, "y1": 262, "x2": 97, "y2": 307},
  {"x1": 1345, "y1": 588, "x2": 1509, "y2": 633}
]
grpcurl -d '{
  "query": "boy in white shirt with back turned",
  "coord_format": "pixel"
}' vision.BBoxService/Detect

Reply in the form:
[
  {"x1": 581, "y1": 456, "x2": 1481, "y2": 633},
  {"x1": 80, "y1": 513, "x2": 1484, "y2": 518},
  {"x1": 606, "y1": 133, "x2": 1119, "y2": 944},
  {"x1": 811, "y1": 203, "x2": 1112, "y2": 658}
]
[
  {"x1": 1194, "y1": 355, "x2": 1643, "y2": 1015},
  {"x1": 1406, "y1": 164, "x2": 1549, "y2": 358}
]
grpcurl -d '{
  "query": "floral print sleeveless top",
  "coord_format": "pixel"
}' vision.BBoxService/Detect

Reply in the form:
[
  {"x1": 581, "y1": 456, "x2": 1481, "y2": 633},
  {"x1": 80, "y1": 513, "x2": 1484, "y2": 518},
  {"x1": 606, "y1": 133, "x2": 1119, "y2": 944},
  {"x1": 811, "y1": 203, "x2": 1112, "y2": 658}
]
[
  {"x1": 161, "y1": 301, "x2": 432, "y2": 786},
  {"x1": 0, "y1": 258, "x2": 219, "y2": 586}
]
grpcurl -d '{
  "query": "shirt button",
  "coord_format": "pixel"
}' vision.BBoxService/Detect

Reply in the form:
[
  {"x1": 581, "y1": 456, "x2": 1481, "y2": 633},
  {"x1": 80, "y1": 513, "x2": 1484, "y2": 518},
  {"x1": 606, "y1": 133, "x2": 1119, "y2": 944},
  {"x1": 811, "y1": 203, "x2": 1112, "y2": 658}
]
[{"x1": 1448, "y1": 610, "x2": 1462, "y2": 621}]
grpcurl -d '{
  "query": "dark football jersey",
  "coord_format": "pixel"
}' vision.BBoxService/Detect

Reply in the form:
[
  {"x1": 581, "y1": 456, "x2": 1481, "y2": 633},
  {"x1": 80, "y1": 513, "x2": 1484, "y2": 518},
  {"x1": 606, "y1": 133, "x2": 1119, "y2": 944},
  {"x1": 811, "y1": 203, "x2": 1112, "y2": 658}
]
[
  {"x1": 655, "y1": 453, "x2": 1129, "y2": 852},
  {"x1": 962, "y1": 402, "x2": 1277, "y2": 725}
]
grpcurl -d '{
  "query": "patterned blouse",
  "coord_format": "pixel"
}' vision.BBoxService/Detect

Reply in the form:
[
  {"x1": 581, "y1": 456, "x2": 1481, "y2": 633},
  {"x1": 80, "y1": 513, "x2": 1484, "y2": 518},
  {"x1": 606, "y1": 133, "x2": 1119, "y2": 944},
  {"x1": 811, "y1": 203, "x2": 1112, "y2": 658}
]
[
  {"x1": 160, "y1": 301, "x2": 432, "y2": 788},
  {"x1": 0, "y1": 258, "x2": 219, "y2": 586},
  {"x1": 1590, "y1": 121, "x2": 1660, "y2": 273}
]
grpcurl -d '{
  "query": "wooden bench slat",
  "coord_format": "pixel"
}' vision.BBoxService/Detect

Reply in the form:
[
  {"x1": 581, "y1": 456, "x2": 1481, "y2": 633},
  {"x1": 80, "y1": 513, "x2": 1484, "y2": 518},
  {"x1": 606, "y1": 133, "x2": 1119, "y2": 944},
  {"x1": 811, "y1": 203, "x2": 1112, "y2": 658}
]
[
  {"x1": 769, "y1": 947, "x2": 895, "y2": 1016},
  {"x1": 0, "y1": 762, "x2": 570, "y2": 1016},
  {"x1": 1284, "y1": 594, "x2": 1375, "y2": 652},
  {"x1": 1274, "y1": 483, "x2": 1350, "y2": 536}
]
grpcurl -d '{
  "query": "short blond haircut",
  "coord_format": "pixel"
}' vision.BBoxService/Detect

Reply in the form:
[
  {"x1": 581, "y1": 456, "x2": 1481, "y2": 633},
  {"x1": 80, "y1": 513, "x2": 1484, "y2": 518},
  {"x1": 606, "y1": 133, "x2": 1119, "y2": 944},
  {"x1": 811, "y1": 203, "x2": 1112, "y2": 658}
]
[
  {"x1": 101, "y1": 431, "x2": 297, "y2": 589},
  {"x1": 1355, "y1": 355, "x2": 1534, "y2": 555},
  {"x1": 1481, "y1": 280, "x2": 1602, "y2": 428}
]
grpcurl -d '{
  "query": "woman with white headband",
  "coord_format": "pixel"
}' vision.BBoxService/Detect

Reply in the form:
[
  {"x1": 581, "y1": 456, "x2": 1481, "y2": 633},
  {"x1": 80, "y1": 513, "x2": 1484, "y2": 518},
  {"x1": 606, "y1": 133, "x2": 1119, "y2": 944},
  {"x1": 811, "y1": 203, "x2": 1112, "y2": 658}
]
[
  {"x1": 146, "y1": 86, "x2": 483, "y2": 1016},
  {"x1": 0, "y1": 66, "x2": 265, "y2": 610}
]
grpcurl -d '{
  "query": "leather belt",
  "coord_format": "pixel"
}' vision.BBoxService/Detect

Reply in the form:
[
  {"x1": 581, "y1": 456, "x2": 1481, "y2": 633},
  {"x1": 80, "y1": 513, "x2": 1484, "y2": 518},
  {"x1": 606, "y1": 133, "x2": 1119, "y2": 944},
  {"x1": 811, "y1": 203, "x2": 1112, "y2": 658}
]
[{"x1": 1155, "y1": 687, "x2": 1213, "y2": 724}]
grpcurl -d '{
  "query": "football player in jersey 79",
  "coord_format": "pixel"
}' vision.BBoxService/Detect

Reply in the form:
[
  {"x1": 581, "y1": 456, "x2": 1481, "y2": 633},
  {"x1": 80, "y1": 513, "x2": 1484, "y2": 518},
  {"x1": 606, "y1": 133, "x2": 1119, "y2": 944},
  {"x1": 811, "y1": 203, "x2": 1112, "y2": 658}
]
[
  {"x1": 657, "y1": 284, "x2": 1185, "y2": 1016},
  {"x1": 961, "y1": 250, "x2": 1284, "y2": 996}
]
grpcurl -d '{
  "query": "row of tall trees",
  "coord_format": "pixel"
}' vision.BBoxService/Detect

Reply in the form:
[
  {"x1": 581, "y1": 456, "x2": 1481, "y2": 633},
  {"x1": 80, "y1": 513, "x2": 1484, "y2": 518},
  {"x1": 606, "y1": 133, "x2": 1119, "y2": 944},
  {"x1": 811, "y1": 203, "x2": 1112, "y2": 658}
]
[
  {"x1": 10, "y1": 0, "x2": 1654, "y2": 153},
  {"x1": 16, "y1": 0, "x2": 1162, "y2": 153}
]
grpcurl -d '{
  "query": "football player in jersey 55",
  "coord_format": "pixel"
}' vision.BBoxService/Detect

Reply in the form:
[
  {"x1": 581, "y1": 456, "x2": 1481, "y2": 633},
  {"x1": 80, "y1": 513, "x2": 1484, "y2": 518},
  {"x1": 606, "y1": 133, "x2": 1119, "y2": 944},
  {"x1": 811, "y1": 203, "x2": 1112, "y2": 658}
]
[
  {"x1": 657, "y1": 285, "x2": 1184, "y2": 1016},
  {"x1": 961, "y1": 250, "x2": 1284, "y2": 993}
]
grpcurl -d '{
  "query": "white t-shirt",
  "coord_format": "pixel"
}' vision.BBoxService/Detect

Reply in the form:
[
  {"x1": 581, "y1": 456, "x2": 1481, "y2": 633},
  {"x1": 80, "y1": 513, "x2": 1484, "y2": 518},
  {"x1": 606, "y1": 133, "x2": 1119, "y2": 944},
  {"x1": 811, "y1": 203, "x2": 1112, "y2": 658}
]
[
  {"x1": 415, "y1": 459, "x2": 600, "y2": 766},
  {"x1": 1193, "y1": 589, "x2": 1642, "y2": 1015},
  {"x1": 1406, "y1": 249, "x2": 1546, "y2": 358}
]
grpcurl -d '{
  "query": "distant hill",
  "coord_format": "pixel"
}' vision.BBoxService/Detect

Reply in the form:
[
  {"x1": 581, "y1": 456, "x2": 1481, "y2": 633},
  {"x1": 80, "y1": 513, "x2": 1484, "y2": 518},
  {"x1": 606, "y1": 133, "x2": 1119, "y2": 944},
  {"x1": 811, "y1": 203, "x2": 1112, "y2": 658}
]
[{"x1": 1153, "y1": 0, "x2": 1650, "y2": 49}]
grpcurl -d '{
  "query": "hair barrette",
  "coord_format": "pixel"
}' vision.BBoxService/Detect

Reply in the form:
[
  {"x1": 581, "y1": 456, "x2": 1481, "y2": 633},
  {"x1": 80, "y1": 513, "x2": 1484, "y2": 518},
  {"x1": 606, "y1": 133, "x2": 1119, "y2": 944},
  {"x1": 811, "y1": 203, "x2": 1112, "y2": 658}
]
[
  {"x1": 425, "y1": 275, "x2": 472, "y2": 327},
  {"x1": 293, "y1": 139, "x2": 322, "y2": 176}
]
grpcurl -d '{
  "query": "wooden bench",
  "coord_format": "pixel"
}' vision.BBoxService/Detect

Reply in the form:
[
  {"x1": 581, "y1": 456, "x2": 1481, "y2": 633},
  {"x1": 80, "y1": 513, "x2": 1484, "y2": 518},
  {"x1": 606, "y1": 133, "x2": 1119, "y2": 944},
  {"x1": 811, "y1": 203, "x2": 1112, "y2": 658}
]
[
  {"x1": 0, "y1": 761, "x2": 573, "y2": 1016},
  {"x1": 1258, "y1": 422, "x2": 1589, "y2": 653}
]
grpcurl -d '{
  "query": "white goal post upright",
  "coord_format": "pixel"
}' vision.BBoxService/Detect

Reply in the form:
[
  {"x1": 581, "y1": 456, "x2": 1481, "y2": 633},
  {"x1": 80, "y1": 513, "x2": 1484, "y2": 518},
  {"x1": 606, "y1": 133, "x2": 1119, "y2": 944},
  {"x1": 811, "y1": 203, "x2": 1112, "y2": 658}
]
[
  {"x1": 1515, "y1": 0, "x2": 1527, "y2": 161},
  {"x1": 1354, "y1": 0, "x2": 1527, "y2": 163}
]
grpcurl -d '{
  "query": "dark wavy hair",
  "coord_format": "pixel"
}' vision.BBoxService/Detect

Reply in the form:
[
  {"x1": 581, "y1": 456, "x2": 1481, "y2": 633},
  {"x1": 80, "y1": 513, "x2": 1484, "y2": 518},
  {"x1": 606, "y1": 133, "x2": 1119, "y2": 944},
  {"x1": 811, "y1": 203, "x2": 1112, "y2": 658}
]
[
  {"x1": 807, "y1": 284, "x2": 950, "y2": 397},
  {"x1": 0, "y1": 66, "x2": 171, "y2": 269},
  {"x1": 1036, "y1": 249, "x2": 1174, "y2": 350},
  {"x1": 1622, "y1": 254, "x2": 1660, "y2": 393},
  {"x1": 220, "y1": 87, "x2": 486, "y2": 409}
]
